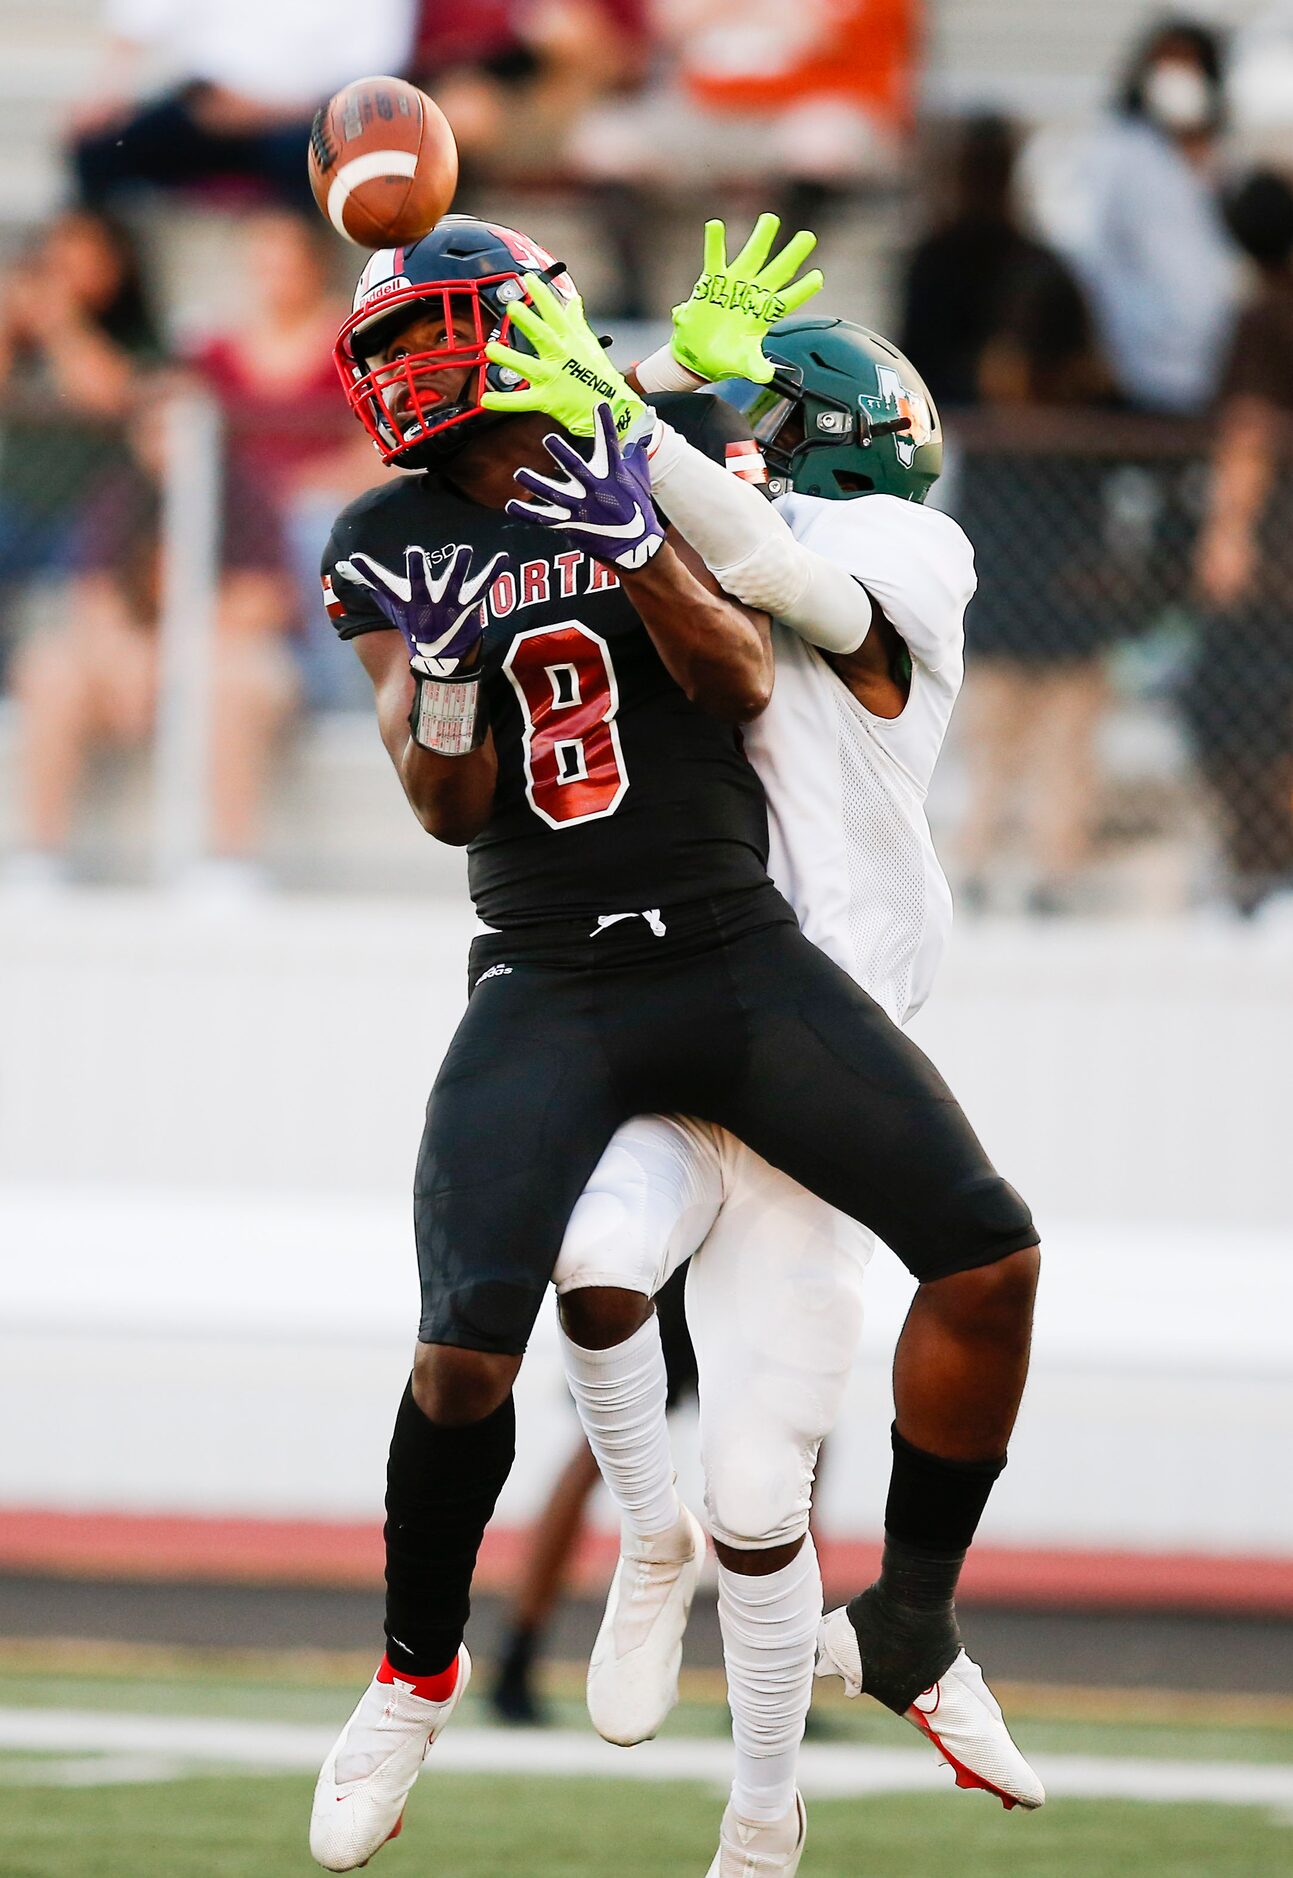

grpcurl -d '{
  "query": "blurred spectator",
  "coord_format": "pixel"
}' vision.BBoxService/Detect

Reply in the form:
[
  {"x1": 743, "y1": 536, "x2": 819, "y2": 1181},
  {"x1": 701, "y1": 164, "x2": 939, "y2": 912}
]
[
  {"x1": 3, "y1": 397, "x2": 299, "y2": 894},
  {"x1": 901, "y1": 115, "x2": 1104, "y2": 411},
  {"x1": 189, "y1": 210, "x2": 378, "y2": 707},
  {"x1": 413, "y1": 0, "x2": 646, "y2": 192},
  {"x1": 568, "y1": 0, "x2": 916, "y2": 315},
  {"x1": 0, "y1": 210, "x2": 160, "y2": 676},
  {"x1": 1188, "y1": 169, "x2": 1293, "y2": 917},
  {"x1": 918, "y1": 120, "x2": 1116, "y2": 914},
  {"x1": 69, "y1": 0, "x2": 416, "y2": 212},
  {"x1": 1034, "y1": 15, "x2": 1238, "y2": 416}
]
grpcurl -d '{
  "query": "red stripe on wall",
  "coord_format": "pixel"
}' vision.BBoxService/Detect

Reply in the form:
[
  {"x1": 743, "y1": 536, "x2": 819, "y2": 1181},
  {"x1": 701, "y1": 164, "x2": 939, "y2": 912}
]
[{"x1": 2, "y1": 1508, "x2": 1291, "y2": 1615}]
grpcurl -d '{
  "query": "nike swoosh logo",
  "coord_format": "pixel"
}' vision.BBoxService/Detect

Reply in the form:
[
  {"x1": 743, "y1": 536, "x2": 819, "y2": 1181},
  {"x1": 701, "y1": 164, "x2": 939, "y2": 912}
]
[{"x1": 557, "y1": 506, "x2": 647, "y2": 540}]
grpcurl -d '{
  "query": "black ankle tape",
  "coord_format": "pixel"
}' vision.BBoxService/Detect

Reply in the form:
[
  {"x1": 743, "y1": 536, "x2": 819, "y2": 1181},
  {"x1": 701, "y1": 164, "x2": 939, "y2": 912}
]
[
  {"x1": 845, "y1": 1579, "x2": 963, "y2": 1716},
  {"x1": 884, "y1": 1424, "x2": 1006, "y2": 1555},
  {"x1": 876, "y1": 1534, "x2": 967, "y2": 1615}
]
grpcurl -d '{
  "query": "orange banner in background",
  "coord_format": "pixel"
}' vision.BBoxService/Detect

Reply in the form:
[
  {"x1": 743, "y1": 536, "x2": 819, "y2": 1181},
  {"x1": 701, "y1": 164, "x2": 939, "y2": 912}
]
[{"x1": 680, "y1": 0, "x2": 919, "y2": 125}]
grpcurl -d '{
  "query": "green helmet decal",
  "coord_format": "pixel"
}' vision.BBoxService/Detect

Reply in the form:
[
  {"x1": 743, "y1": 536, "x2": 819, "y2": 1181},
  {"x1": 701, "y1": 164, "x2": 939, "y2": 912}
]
[{"x1": 715, "y1": 317, "x2": 943, "y2": 503}]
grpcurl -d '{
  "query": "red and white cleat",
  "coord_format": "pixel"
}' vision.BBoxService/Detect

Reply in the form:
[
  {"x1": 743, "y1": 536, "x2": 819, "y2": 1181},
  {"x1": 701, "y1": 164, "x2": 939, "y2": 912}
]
[
  {"x1": 815, "y1": 1608, "x2": 1045, "y2": 1811},
  {"x1": 309, "y1": 1646, "x2": 471, "y2": 1870}
]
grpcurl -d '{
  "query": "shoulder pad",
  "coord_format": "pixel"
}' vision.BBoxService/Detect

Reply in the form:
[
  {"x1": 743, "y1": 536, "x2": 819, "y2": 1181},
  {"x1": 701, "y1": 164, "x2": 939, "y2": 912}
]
[{"x1": 654, "y1": 392, "x2": 772, "y2": 497}]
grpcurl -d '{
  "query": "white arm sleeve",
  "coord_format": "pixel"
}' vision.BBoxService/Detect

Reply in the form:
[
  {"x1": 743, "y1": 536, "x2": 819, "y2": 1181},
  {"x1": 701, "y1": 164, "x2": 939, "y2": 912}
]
[{"x1": 647, "y1": 422, "x2": 873, "y2": 655}]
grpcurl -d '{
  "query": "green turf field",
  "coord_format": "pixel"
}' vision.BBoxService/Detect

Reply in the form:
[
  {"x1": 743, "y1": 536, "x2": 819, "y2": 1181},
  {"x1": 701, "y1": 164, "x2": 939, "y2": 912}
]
[
  {"x1": 5, "y1": 1768, "x2": 1293, "y2": 1878},
  {"x1": 1, "y1": 1647, "x2": 1291, "y2": 1878}
]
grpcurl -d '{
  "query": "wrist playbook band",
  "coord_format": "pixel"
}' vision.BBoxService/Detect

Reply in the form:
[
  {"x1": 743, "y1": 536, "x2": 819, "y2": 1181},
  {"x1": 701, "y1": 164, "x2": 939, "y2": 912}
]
[{"x1": 409, "y1": 669, "x2": 485, "y2": 755}]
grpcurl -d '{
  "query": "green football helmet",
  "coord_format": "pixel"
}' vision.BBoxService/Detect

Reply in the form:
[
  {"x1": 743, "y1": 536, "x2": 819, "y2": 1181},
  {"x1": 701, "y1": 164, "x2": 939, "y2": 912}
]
[{"x1": 716, "y1": 317, "x2": 943, "y2": 503}]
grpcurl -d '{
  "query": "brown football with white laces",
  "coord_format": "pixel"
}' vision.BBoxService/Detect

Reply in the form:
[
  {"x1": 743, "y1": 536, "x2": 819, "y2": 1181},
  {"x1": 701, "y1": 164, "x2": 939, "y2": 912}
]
[{"x1": 308, "y1": 76, "x2": 458, "y2": 248}]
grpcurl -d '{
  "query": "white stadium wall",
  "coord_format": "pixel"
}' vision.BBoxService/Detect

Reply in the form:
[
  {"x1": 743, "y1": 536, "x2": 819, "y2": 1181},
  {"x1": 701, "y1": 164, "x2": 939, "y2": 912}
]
[{"x1": 0, "y1": 893, "x2": 1290, "y2": 1558}]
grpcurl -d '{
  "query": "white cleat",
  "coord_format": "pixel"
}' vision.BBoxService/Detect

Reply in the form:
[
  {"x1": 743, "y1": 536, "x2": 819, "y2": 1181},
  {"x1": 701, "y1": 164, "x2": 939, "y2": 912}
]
[
  {"x1": 705, "y1": 1791, "x2": 806, "y2": 1877},
  {"x1": 309, "y1": 1646, "x2": 471, "y2": 1870},
  {"x1": 587, "y1": 1503, "x2": 706, "y2": 1746},
  {"x1": 816, "y1": 1608, "x2": 1045, "y2": 1810}
]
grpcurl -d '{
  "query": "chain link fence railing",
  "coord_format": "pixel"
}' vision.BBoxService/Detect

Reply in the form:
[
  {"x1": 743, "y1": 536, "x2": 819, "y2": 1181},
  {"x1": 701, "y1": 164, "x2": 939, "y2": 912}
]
[
  {"x1": 0, "y1": 390, "x2": 369, "y2": 887},
  {"x1": 2, "y1": 397, "x2": 1291, "y2": 912},
  {"x1": 945, "y1": 411, "x2": 1293, "y2": 919}
]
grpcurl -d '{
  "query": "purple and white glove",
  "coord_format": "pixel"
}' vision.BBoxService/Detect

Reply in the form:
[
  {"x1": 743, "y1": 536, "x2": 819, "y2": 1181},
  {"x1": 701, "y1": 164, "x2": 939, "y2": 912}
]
[
  {"x1": 507, "y1": 401, "x2": 666, "y2": 572},
  {"x1": 337, "y1": 542, "x2": 506, "y2": 755},
  {"x1": 337, "y1": 543, "x2": 506, "y2": 676}
]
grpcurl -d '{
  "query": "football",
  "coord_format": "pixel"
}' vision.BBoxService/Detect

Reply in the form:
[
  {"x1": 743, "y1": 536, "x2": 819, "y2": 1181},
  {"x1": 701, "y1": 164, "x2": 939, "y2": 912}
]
[{"x1": 308, "y1": 75, "x2": 458, "y2": 248}]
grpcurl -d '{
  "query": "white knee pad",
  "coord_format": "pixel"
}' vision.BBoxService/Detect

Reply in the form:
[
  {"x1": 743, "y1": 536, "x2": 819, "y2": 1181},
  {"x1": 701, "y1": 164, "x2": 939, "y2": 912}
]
[
  {"x1": 552, "y1": 1114, "x2": 723, "y2": 1297},
  {"x1": 554, "y1": 1180, "x2": 658, "y2": 1297},
  {"x1": 703, "y1": 1414, "x2": 817, "y2": 1552}
]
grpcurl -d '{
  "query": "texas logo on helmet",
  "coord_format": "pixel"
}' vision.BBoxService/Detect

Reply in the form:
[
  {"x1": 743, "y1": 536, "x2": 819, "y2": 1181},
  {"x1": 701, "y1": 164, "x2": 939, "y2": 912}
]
[{"x1": 874, "y1": 364, "x2": 935, "y2": 468}]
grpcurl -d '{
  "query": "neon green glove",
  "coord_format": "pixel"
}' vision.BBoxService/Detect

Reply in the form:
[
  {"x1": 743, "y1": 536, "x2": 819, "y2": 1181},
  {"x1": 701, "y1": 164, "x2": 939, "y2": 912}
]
[
  {"x1": 670, "y1": 214, "x2": 824, "y2": 385},
  {"x1": 481, "y1": 273, "x2": 651, "y2": 442}
]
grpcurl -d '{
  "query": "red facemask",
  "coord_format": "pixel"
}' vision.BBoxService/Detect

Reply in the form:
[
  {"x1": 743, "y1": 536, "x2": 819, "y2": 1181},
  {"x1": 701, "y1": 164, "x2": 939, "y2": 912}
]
[{"x1": 334, "y1": 273, "x2": 528, "y2": 464}]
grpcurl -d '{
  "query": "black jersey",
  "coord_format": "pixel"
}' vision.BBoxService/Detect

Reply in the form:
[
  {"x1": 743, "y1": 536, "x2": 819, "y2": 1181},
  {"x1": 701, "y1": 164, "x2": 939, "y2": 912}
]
[{"x1": 323, "y1": 396, "x2": 772, "y2": 927}]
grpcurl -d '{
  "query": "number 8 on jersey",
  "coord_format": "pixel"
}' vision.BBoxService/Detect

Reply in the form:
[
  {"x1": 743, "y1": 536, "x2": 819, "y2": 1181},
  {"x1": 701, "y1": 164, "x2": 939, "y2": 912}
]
[{"x1": 504, "y1": 623, "x2": 629, "y2": 827}]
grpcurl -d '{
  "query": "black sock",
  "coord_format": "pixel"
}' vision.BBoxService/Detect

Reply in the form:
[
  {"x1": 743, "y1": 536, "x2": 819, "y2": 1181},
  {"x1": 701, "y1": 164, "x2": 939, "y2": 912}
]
[
  {"x1": 884, "y1": 1424, "x2": 1005, "y2": 1557},
  {"x1": 498, "y1": 1623, "x2": 539, "y2": 1684},
  {"x1": 383, "y1": 1380, "x2": 516, "y2": 1677},
  {"x1": 846, "y1": 1425, "x2": 1005, "y2": 1714}
]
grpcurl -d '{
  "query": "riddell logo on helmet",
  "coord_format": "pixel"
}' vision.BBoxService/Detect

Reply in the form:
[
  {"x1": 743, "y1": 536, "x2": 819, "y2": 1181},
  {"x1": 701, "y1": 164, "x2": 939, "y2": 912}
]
[
  {"x1": 354, "y1": 250, "x2": 414, "y2": 310},
  {"x1": 358, "y1": 274, "x2": 412, "y2": 309}
]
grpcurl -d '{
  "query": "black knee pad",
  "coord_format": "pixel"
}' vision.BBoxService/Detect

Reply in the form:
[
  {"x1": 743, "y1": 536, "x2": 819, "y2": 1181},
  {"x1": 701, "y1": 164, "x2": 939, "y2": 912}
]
[
  {"x1": 419, "y1": 1277, "x2": 544, "y2": 1355},
  {"x1": 912, "y1": 1175, "x2": 1039, "y2": 1284}
]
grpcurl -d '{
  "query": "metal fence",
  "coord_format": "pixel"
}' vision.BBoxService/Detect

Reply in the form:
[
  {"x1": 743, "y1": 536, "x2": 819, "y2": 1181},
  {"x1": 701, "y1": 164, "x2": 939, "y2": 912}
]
[
  {"x1": 946, "y1": 411, "x2": 1293, "y2": 919},
  {"x1": 1, "y1": 398, "x2": 1291, "y2": 912},
  {"x1": 0, "y1": 391, "x2": 366, "y2": 886}
]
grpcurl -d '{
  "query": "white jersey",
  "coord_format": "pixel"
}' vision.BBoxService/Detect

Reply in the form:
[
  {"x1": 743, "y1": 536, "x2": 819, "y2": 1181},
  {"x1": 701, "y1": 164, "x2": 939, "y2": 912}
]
[{"x1": 743, "y1": 492, "x2": 974, "y2": 1025}]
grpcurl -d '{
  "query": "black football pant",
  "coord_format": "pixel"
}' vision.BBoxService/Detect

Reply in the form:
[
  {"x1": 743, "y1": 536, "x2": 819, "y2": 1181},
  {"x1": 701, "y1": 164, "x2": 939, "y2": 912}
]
[{"x1": 416, "y1": 883, "x2": 1036, "y2": 1354}]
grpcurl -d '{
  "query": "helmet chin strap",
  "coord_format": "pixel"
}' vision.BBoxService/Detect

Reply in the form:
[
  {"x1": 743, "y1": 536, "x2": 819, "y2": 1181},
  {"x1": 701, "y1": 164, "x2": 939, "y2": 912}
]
[{"x1": 865, "y1": 415, "x2": 913, "y2": 443}]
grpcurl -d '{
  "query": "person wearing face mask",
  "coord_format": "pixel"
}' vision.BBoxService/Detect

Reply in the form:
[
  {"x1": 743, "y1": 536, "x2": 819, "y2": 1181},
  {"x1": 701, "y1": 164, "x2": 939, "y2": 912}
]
[{"x1": 1038, "y1": 16, "x2": 1239, "y2": 416}]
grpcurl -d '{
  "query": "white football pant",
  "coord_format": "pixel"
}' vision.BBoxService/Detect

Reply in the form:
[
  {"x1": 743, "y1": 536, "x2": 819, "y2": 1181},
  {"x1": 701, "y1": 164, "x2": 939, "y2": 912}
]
[{"x1": 553, "y1": 1116, "x2": 871, "y2": 1550}]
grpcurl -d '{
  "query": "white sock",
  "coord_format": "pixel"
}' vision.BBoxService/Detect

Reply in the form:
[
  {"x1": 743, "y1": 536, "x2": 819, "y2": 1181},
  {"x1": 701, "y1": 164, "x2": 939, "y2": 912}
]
[
  {"x1": 718, "y1": 1535, "x2": 822, "y2": 1825},
  {"x1": 558, "y1": 1311, "x2": 681, "y2": 1541}
]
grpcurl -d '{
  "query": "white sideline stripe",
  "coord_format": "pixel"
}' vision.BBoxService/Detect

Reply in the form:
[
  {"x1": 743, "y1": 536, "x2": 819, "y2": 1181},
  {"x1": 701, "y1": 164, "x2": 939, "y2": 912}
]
[
  {"x1": 0, "y1": 1753, "x2": 190, "y2": 1788},
  {"x1": 1, "y1": 1711, "x2": 1292, "y2": 1808},
  {"x1": 326, "y1": 151, "x2": 418, "y2": 236}
]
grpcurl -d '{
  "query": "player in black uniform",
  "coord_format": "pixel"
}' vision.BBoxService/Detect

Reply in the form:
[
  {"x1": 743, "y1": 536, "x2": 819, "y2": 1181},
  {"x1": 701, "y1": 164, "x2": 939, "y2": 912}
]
[{"x1": 309, "y1": 219, "x2": 1040, "y2": 1874}]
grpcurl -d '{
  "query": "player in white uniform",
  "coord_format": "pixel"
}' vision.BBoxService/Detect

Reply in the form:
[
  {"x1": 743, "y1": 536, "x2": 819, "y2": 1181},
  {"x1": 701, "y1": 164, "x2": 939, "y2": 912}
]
[{"x1": 488, "y1": 227, "x2": 1044, "y2": 1874}]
